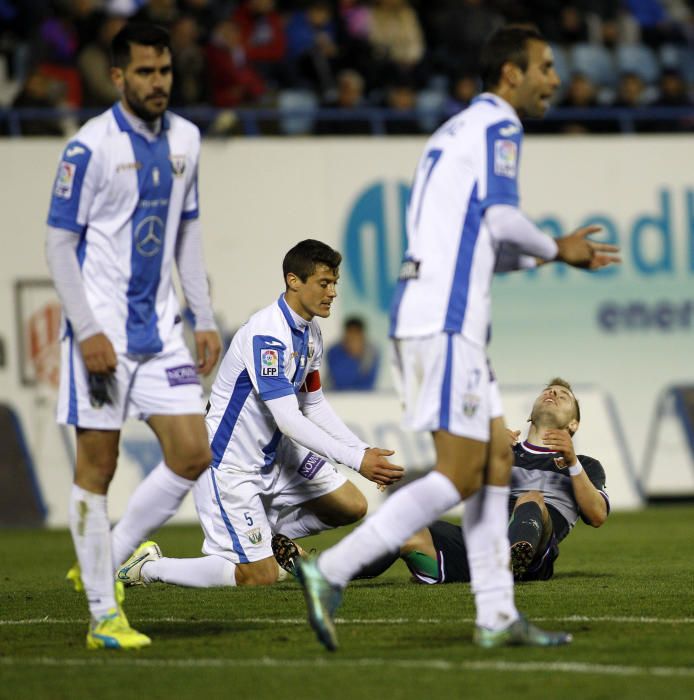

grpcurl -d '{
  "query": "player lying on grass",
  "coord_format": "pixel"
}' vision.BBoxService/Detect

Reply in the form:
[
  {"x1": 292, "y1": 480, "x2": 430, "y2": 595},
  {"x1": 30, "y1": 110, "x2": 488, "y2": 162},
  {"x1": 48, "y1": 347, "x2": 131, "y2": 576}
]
[
  {"x1": 117, "y1": 239, "x2": 403, "y2": 588},
  {"x1": 274, "y1": 378, "x2": 609, "y2": 584}
]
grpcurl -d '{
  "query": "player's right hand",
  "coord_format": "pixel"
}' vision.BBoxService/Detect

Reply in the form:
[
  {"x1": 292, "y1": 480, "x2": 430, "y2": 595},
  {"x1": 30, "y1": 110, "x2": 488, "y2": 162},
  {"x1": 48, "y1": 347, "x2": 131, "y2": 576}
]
[
  {"x1": 359, "y1": 448, "x2": 404, "y2": 488},
  {"x1": 556, "y1": 225, "x2": 620, "y2": 269},
  {"x1": 79, "y1": 332, "x2": 117, "y2": 374}
]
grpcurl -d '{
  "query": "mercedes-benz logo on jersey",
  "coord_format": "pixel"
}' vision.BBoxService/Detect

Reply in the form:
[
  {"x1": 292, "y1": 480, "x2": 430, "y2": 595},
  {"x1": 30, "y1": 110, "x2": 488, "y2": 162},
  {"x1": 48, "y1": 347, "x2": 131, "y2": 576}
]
[{"x1": 135, "y1": 216, "x2": 164, "y2": 257}]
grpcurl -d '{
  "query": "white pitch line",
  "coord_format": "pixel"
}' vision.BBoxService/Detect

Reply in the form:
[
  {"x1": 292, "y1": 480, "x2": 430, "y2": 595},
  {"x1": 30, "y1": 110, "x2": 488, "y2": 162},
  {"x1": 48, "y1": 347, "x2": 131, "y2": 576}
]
[
  {"x1": 0, "y1": 656, "x2": 693, "y2": 678},
  {"x1": 1, "y1": 615, "x2": 693, "y2": 626}
]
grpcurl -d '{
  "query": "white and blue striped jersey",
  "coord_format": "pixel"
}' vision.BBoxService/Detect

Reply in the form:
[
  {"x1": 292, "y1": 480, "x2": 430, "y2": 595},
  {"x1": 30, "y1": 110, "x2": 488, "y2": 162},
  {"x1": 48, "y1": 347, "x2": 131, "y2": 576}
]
[
  {"x1": 46, "y1": 102, "x2": 200, "y2": 354},
  {"x1": 390, "y1": 93, "x2": 525, "y2": 346},
  {"x1": 206, "y1": 295, "x2": 322, "y2": 472}
]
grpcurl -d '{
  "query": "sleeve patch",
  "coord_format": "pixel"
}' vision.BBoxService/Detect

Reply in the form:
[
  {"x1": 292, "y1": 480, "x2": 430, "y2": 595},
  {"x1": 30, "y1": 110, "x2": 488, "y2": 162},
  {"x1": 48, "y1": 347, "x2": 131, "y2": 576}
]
[
  {"x1": 54, "y1": 161, "x2": 76, "y2": 199},
  {"x1": 493, "y1": 139, "x2": 518, "y2": 178},
  {"x1": 259, "y1": 348, "x2": 280, "y2": 377}
]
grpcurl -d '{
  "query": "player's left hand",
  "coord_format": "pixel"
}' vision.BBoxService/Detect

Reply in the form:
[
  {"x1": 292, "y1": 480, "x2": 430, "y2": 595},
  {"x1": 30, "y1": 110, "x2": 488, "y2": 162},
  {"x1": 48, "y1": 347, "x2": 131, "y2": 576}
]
[
  {"x1": 194, "y1": 330, "x2": 221, "y2": 376},
  {"x1": 542, "y1": 428, "x2": 577, "y2": 469},
  {"x1": 586, "y1": 239, "x2": 621, "y2": 270}
]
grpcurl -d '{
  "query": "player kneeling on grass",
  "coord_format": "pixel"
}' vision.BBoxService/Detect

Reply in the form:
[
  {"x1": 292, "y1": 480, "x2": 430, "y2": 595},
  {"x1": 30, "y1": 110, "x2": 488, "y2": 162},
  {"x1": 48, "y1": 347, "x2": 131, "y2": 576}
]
[
  {"x1": 118, "y1": 239, "x2": 403, "y2": 588},
  {"x1": 274, "y1": 379, "x2": 609, "y2": 586}
]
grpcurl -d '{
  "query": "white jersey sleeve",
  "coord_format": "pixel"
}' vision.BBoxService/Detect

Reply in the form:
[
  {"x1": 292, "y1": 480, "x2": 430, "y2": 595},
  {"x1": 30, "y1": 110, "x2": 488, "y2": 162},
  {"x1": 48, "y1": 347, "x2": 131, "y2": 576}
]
[{"x1": 47, "y1": 138, "x2": 103, "y2": 235}]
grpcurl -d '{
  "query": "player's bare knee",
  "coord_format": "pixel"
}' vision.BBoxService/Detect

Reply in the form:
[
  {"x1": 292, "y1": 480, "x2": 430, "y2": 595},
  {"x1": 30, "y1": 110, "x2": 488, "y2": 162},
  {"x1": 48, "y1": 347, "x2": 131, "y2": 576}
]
[
  {"x1": 235, "y1": 560, "x2": 278, "y2": 586},
  {"x1": 346, "y1": 490, "x2": 368, "y2": 522},
  {"x1": 169, "y1": 444, "x2": 212, "y2": 480}
]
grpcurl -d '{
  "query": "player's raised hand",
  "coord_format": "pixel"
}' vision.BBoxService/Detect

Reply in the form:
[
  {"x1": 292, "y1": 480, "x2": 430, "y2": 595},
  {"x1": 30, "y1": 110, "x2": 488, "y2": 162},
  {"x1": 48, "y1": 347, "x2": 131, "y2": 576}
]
[
  {"x1": 195, "y1": 329, "x2": 221, "y2": 376},
  {"x1": 507, "y1": 429, "x2": 521, "y2": 446},
  {"x1": 359, "y1": 447, "x2": 404, "y2": 487},
  {"x1": 556, "y1": 225, "x2": 620, "y2": 269},
  {"x1": 543, "y1": 428, "x2": 577, "y2": 469},
  {"x1": 79, "y1": 332, "x2": 117, "y2": 374},
  {"x1": 586, "y1": 239, "x2": 621, "y2": 270}
]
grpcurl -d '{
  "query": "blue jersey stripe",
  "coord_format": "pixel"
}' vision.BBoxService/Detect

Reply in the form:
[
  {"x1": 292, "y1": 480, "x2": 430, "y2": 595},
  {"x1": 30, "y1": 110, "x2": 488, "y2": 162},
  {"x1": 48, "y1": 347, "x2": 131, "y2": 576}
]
[
  {"x1": 261, "y1": 429, "x2": 282, "y2": 473},
  {"x1": 443, "y1": 184, "x2": 482, "y2": 332},
  {"x1": 210, "y1": 469, "x2": 248, "y2": 563},
  {"x1": 124, "y1": 127, "x2": 173, "y2": 354},
  {"x1": 210, "y1": 369, "x2": 253, "y2": 466},
  {"x1": 439, "y1": 333, "x2": 454, "y2": 430},
  {"x1": 67, "y1": 337, "x2": 78, "y2": 425}
]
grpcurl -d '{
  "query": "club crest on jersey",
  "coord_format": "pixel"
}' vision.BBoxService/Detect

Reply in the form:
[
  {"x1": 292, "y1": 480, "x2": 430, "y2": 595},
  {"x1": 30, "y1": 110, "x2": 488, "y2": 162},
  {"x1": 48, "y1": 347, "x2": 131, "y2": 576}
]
[
  {"x1": 246, "y1": 528, "x2": 262, "y2": 545},
  {"x1": 463, "y1": 392, "x2": 480, "y2": 417},
  {"x1": 494, "y1": 139, "x2": 517, "y2": 178},
  {"x1": 54, "y1": 161, "x2": 76, "y2": 199},
  {"x1": 308, "y1": 338, "x2": 315, "y2": 359},
  {"x1": 260, "y1": 348, "x2": 279, "y2": 376},
  {"x1": 169, "y1": 155, "x2": 186, "y2": 176}
]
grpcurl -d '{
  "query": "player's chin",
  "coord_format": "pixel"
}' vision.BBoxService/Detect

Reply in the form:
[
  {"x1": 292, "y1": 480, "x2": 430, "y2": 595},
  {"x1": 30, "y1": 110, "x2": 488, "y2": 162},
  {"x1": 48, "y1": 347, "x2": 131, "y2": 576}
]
[
  {"x1": 316, "y1": 305, "x2": 332, "y2": 318},
  {"x1": 146, "y1": 97, "x2": 169, "y2": 116}
]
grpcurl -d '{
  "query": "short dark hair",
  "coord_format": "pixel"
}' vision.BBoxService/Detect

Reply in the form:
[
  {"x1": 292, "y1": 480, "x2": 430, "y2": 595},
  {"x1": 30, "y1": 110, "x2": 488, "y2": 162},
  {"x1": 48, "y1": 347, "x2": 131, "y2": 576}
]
[
  {"x1": 480, "y1": 25, "x2": 544, "y2": 90},
  {"x1": 546, "y1": 376, "x2": 581, "y2": 425},
  {"x1": 344, "y1": 316, "x2": 365, "y2": 331},
  {"x1": 283, "y1": 239, "x2": 342, "y2": 284},
  {"x1": 111, "y1": 22, "x2": 171, "y2": 69}
]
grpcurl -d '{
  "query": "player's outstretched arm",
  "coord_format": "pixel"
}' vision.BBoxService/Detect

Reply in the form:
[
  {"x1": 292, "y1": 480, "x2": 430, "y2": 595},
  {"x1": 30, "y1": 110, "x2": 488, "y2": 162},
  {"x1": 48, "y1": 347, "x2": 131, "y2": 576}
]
[
  {"x1": 555, "y1": 225, "x2": 621, "y2": 270},
  {"x1": 358, "y1": 448, "x2": 404, "y2": 488}
]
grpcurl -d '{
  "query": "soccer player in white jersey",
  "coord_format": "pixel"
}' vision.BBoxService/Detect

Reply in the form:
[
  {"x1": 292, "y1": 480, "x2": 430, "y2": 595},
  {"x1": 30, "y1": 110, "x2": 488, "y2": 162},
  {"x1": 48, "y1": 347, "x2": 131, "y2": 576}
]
[
  {"x1": 296, "y1": 25, "x2": 620, "y2": 651},
  {"x1": 117, "y1": 239, "x2": 404, "y2": 589},
  {"x1": 45, "y1": 23, "x2": 221, "y2": 650}
]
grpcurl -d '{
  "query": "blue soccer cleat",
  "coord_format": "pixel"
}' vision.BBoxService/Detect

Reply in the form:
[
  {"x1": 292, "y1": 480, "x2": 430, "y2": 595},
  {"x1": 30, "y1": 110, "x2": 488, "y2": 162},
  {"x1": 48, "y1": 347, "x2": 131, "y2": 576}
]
[
  {"x1": 296, "y1": 557, "x2": 343, "y2": 652},
  {"x1": 474, "y1": 614, "x2": 573, "y2": 648}
]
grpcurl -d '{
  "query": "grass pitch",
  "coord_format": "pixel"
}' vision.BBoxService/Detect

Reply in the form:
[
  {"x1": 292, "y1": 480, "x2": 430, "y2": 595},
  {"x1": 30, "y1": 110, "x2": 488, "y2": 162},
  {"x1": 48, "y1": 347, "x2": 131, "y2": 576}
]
[{"x1": 1, "y1": 505, "x2": 693, "y2": 700}]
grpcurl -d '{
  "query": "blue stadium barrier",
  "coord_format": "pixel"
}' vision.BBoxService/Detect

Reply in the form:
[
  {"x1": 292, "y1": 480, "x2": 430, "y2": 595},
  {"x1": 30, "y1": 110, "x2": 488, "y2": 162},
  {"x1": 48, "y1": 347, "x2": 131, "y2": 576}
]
[{"x1": 1, "y1": 104, "x2": 692, "y2": 137}]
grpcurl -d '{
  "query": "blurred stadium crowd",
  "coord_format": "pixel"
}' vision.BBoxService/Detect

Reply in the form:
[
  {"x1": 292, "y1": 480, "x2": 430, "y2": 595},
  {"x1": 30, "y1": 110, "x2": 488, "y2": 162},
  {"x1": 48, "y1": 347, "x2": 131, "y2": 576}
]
[{"x1": 1, "y1": 0, "x2": 693, "y2": 135}]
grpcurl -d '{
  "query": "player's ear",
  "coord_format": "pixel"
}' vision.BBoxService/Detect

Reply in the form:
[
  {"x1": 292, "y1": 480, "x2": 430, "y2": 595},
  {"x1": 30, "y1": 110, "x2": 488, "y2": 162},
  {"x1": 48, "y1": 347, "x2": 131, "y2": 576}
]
[
  {"x1": 568, "y1": 418, "x2": 579, "y2": 435},
  {"x1": 502, "y1": 61, "x2": 523, "y2": 88},
  {"x1": 286, "y1": 272, "x2": 301, "y2": 293},
  {"x1": 111, "y1": 66, "x2": 124, "y2": 91}
]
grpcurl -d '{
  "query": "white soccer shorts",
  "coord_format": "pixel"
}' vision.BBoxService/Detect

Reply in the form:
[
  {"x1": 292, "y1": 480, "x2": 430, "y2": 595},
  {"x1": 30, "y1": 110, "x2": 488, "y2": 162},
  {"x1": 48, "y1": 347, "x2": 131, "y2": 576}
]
[
  {"x1": 56, "y1": 333, "x2": 205, "y2": 429},
  {"x1": 390, "y1": 332, "x2": 503, "y2": 441},
  {"x1": 193, "y1": 438, "x2": 346, "y2": 564}
]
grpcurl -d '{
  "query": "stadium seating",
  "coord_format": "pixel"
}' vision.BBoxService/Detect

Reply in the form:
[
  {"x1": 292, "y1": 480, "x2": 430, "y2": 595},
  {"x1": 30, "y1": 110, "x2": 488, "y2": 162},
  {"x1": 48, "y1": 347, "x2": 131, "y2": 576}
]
[
  {"x1": 615, "y1": 44, "x2": 660, "y2": 84},
  {"x1": 570, "y1": 43, "x2": 617, "y2": 87}
]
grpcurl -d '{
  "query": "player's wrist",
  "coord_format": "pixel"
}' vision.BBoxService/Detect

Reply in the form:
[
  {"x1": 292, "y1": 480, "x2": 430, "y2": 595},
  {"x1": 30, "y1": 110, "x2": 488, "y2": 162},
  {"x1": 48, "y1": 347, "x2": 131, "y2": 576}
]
[{"x1": 568, "y1": 459, "x2": 583, "y2": 477}]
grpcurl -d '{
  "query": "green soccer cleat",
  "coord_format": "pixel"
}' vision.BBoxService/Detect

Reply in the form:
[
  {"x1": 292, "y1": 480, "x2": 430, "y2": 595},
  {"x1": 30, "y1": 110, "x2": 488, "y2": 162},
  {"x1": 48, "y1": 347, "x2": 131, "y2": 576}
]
[
  {"x1": 296, "y1": 557, "x2": 343, "y2": 652},
  {"x1": 86, "y1": 608, "x2": 151, "y2": 651},
  {"x1": 117, "y1": 541, "x2": 162, "y2": 587},
  {"x1": 474, "y1": 614, "x2": 573, "y2": 648}
]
